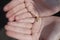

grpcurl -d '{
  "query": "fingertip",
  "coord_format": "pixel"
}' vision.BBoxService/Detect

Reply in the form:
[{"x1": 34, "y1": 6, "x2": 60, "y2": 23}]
[
  {"x1": 9, "y1": 16, "x2": 15, "y2": 22},
  {"x1": 6, "y1": 10, "x2": 14, "y2": 19},
  {"x1": 5, "y1": 31, "x2": 12, "y2": 37},
  {"x1": 3, "y1": 5, "x2": 9, "y2": 12},
  {"x1": 7, "y1": 21, "x2": 14, "y2": 25}
]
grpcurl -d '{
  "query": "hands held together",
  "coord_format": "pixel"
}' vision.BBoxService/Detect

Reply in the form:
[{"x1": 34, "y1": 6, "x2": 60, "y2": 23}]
[{"x1": 4, "y1": 0, "x2": 60, "y2": 40}]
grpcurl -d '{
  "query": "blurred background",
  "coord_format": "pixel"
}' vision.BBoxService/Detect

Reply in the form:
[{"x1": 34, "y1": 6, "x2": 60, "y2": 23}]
[{"x1": 0, "y1": 0, "x2": 60, "y2": 40}]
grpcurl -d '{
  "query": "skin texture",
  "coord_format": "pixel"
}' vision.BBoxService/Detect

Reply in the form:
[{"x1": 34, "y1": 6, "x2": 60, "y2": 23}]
[
  {"x1": 5, "y1": 16, "x2": 60, "y2": 40},
  {"x1": 4, "y1": 0, "x2": 60, "y2": 40},
  {"x1": 4, "y1": 0, "x2": 60, "y2": 21}
]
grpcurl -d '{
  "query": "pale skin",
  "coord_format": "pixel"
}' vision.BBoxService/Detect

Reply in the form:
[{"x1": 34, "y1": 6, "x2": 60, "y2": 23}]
[
  {"x1": 5, "y1": 16, "x2": 60, "y2": 40},
  {"x1": 4, "y1": 0, "x2": 60, "y2": 40}
]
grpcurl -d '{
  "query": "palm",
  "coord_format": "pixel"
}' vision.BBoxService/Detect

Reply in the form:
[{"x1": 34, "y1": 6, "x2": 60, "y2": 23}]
[
  {"x1": 32, "y1": 16, "x2": 60, "y2": 40},
  {"x1": 39, "y1": 17, "x2": 60, "y2": 40}
]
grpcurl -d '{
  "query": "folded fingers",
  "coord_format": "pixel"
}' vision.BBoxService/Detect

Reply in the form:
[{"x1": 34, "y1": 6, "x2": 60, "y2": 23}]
[
  {"x1": 6, "y1": 3, "x2": 25, "y2": 18},
  {"x1": 7, "y1": 22, "x2": 32, "y2": 29},
  {"x1": 16, "y1": 18, "x2": 35, "y2": 23},
  {"x1": 5, "y1": 25, "x2": 32, "y2": 35},
  {"x1": 9, "y1": 12, "x2": 32, "y2": 21}
]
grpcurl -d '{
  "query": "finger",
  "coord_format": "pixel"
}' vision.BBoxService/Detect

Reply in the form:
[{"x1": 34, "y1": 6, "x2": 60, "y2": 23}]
[
  {"x1": 6, "y1": 31, "x2": 32, "y2": 40},
  {"x1": 4, "y1": 0, "x2": 24, "y2": 11},
  {"x1": 5, "y1": 25, "x2": 31, "y2": 35},
  {"x1": 6, "y1": 3, "x2": 25, "y2": 18},
  {"x1": 7, "y1": 22, "x2": 32, "y2": 29},
  {"x1": 25, "y1": 0, "x2": 39, "y2": 17},
  {"x1": 8, "y1": 9, "x2": 28, "y2": 21},
  {"x1": 8, "y1": 15, "x2": 15, "y2": 22},
  {"x1": 15, "y1": 12, "x2": 32, "y2": 20},
  {"x1": 16, "y1": 18, "x2": 35, "y2": 23}
]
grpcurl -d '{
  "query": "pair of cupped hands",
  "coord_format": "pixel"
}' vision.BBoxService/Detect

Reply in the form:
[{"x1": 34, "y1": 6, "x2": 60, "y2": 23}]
[{"x1": 4, "y1": 0, "x2": 60, "y2": 40}]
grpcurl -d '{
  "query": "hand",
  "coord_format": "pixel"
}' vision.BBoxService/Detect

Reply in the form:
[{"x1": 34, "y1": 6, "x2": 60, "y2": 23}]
[
  {"x1": 5, "y1": 17, "x2": 35, "y2": 40},
  {"x1": 4, "y1": 0, "x2": 60, "y2": 21},
  {"x1": 5, "y1": 16, "x2": 60, "y2": 40},
  {"x1": 4, "y1": 0, "x2": 60, "y2": 40},
  {"x1": 5, "y1": 16, "x2": 41, "y2": 40}
]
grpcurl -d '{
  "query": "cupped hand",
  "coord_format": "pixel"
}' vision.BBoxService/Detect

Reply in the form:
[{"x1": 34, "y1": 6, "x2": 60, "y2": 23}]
[
  {"x1": 4, "y1": 0, "x2": 60, "y2": 21},
  {"x1": 5, "y1": 16, "x2": 60, "y2": 40},
  {"x1": 4, "y1": 0, "x2": 60, "y2": 40}
]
